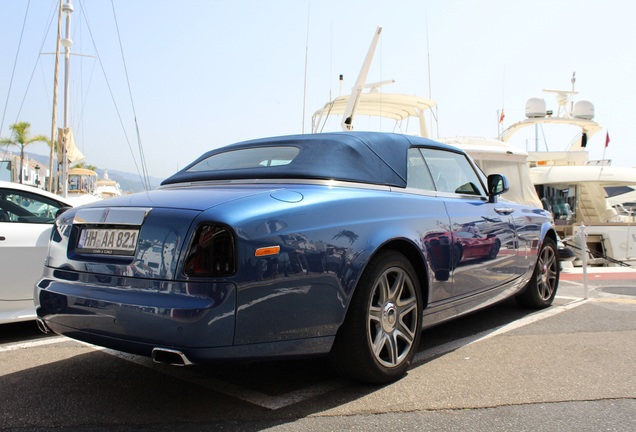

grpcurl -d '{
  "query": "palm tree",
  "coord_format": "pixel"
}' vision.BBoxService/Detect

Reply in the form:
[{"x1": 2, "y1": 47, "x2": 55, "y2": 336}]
[{"x1": 0, "y1": 122, "x2": 49, "y2": 183}]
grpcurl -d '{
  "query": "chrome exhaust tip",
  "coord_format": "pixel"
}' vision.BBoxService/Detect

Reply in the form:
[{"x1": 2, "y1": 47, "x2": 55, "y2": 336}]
[
  {"x1": 36, "y1": 318, "x2": 51, "y2": 334},
  {"x1": 151, "y1": 348, "x2": 192, "y2": 366}
]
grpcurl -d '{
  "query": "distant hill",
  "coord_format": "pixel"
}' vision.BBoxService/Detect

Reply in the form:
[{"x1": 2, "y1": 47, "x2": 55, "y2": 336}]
[
  {"x1": 22, "y1": 151, "x2": 163, "y2": 193},
  {"x1": 105, "y1": 168, "x2": 163, "y2": 193}
]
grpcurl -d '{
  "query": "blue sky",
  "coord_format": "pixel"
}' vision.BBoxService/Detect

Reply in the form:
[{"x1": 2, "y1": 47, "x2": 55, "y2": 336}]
[{"x1": 1, "y1": 0, "x2": 634, "y2": 180}]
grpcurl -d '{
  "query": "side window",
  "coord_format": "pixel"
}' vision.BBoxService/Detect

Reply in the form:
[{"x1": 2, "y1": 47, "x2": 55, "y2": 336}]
[
  {"x1": 0, "y1": 189, "x2": 65, "y2": 224},
  {"x1": 420, "y1": 149, "x2": 486, "y2": 196},
  {"x1": 407, "y1": 148, "x2": 435, "y2": 191}
]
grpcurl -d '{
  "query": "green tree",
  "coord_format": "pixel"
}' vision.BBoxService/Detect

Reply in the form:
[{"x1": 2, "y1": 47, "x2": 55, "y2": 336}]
[
  {"x1": 0, "y1": 122, "x2": 49, "y2": 184},
  {"x1": 71, "y1": 163, "x2": 98, "y2": 171}
]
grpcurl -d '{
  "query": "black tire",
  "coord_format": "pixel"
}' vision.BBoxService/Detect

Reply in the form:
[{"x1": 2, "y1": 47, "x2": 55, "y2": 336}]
[
  {"x1": 452, "y1": 244, "x2": 463, "y2": 268},
  {"x1": 330, "y1": 250, "x2": 422, "y2": 384},
  {"x1": 488, "y1": 239, "x2": 501, "y2": 260},
  {"x1": 516, "y1": 237, "x2": 559, "y2": 308}
]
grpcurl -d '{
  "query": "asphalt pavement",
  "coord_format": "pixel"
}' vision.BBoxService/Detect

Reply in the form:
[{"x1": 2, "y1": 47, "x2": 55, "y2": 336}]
[{"x1": 0, "y1": 267, "x2": 634, "y2": 431}]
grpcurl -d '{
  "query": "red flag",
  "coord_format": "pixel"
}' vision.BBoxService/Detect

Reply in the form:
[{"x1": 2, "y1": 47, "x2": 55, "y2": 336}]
[
  {"x1": 499, "y1": 109, "x2": 505, "y2": 123},
  {"x1": 605, "y1": 131, "x2": 610, "y2": 148}
]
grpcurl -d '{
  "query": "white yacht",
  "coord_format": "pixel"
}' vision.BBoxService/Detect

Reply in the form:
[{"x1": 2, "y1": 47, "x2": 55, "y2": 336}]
[
  {"x1": 94, "y1": 170, "x2": 122, "y2": 199},
  {"x1": 500, "y1": 91, "x2": 636, "y2": 266}
]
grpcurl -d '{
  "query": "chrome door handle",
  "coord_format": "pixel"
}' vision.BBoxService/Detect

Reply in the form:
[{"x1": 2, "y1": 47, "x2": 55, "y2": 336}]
[{"x1": 495, "y1": 207, "x2": 514, "y2": 215}]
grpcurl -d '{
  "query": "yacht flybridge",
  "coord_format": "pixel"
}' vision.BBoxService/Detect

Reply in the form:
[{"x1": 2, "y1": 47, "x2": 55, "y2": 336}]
[{"x1": 312, "y1": 92, "x2": 436, "y2": 138}]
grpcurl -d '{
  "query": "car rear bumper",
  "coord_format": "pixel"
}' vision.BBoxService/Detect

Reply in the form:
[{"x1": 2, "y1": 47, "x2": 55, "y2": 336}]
[
  {"x1": 36, "y1": 269, "x2": 237, "y2": 350},
  {"x1": 35, "y1": 316, "x2": 335, "y2": 363}
]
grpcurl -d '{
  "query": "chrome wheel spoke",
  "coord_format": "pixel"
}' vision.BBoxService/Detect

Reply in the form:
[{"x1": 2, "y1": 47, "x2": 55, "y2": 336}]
[
  {"x1": 368, "y1": 266, "x2": 419, "y2": 368},
  {"x1": 372, "y1": 332, "x2": 395, "y2": 363},
  {"x1": 398, "y1": 294, "x2": 417, "y2": 311},
  {"x1": 538, "y1": 279, "x2": 550, "y2": 299},
  {"x1": 398, "y1": 303, "x2": 417, "y2": 338},
  {"x1": 388, "y1": 271, "x2": 406, "y2": 302},
  {"x1": 537, "y1": 246, "x2": 557, "y2": 300},
  {"x1": 395, "y1": 322, "x2": 415, "y2": 347},
  {"x1": 377, "y1": 274, "x2": 390, "y2": 304},
  {"x1": 369, "y1": 305, "x2": 383, "y2": 324}
]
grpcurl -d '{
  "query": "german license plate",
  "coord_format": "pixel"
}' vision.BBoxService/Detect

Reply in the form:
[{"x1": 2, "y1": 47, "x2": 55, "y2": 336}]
[{"x1": 77, "y1": 228, "x2": 139, "y2": 256}]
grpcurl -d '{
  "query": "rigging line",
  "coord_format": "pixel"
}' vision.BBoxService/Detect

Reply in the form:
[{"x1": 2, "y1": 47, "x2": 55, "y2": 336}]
[
  {"x1": 133, "y1": 121, "x2": 149, "y2": 190},
  {"x1": 110, "y1": 0, "x2": 150, "y2": 190},
  {"x1": 1, "y1": 0, "x2": 32, "y2": 154},
  {"x1": 318, "y1": 102, "x2": 336, "y2": 133},
  {"x1": 78, "y1": 3, "x2": 146, "y2": 189},
  {"x1": 73, "y1": 3, "x2": 99, "y2": 150},
  {"x1": 10, "y1": 1, "x2": 60, "y2": 131},
  {"x1": 35, "y1": 0, "x2": 63, "y2": 119},
  {"x1": 76, "y1": 58, "x2": 97, "y2": 140},
  {"x1": 540, "y1": 123, "x2": 549, "y2": 151}
]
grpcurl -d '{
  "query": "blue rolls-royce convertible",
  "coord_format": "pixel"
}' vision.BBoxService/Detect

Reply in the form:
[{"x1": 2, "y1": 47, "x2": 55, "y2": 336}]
[{"x1": 36, "y1": 132, "x2": 559, "y2": 383}]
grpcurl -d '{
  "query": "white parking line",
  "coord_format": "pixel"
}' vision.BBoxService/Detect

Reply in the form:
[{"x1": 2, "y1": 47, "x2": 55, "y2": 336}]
[
  {"x1": 85, "y1": 343, "x2": 346, "y2": 410},
  {"x1": 0, "y1": 336, "x2": 67, "y2": 352},
  {"x1": 467, "y1": 298, "x2": 590, "y2": 344},
  {"x1": 415, "y1": 298, "x2": 589, "y2": 363}
]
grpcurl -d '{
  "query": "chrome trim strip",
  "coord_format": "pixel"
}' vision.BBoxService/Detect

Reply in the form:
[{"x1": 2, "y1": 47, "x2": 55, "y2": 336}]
[
  {"x1": 73, "y1": 207, "x2": 152, "y2": 225},
  {"x1": 159, "y1": 178, "x2": 394, "y2": 192}
]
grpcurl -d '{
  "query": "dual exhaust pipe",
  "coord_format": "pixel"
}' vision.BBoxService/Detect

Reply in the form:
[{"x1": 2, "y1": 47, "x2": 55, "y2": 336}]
[{"x1": 37, "y1": 318, "x2": 192, "y2": 367}]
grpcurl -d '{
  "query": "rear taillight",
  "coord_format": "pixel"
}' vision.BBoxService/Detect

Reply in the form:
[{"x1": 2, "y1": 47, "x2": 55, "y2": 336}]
[{"x1": 184, "y1": 224, "x2": 235, "y2": 277}]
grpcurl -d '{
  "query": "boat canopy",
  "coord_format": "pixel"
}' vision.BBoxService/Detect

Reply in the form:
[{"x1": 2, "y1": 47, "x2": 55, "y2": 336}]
[
  {"x1": 68, "y1": 168, "x2": 97, "y2": 177},
  {"x1": 312, "y1": 93, "x2": 436, "y2": 138},
  {"x1": 499, "y1": 117, "x2": 603, "y2": 150}
]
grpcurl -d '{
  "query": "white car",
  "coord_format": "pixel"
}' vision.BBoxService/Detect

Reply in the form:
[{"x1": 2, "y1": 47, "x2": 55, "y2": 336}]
[{"x1": 0, "y1": 180, "x2": 73, "y2": 323}]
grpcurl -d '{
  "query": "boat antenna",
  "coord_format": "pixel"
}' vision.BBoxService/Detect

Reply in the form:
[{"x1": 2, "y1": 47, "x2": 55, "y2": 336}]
[
  {"x1": 301, "y1": 2, "x2": 310, "y2": 134},
  {"x1": 570, "y1": 71, "x2": 576, "y2": 115},
  {"x1": 498, "y1": 65, "x2": 505, "y2": 137},
  {"x1": 425, "y1": 11, "x2": 437, "y2": 138},
  {"x1": 329, "y1": 21, "x2": 333, "y2": 101}
]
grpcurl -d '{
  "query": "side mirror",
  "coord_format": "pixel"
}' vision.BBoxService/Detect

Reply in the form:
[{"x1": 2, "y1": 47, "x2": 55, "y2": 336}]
[{"x1": 487, "y1": 174, "x2": 509, "y2": 203}]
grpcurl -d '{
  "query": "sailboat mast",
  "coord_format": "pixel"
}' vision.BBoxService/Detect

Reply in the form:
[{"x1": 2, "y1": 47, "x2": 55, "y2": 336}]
[
  {"x1": 60, "y1": 0, "x2": 73, "y2": 197},
  {"x1": 49, "y1": 0, "x2": 63, "y2": 192}
]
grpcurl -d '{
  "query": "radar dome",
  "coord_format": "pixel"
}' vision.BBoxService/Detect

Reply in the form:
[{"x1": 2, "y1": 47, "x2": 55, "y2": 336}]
[
  {"x1": 525, "y1": 98, "x2": 546, "y2": 118},
  {"x1": 573, "y1": 100, "x2": 595, "y2": 120}
]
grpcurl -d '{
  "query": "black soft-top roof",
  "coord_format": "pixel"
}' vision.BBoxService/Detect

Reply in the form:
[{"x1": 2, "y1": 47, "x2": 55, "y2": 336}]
[{"x1": 161, "y1": 132, "x2": 457, "y2": 188}]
